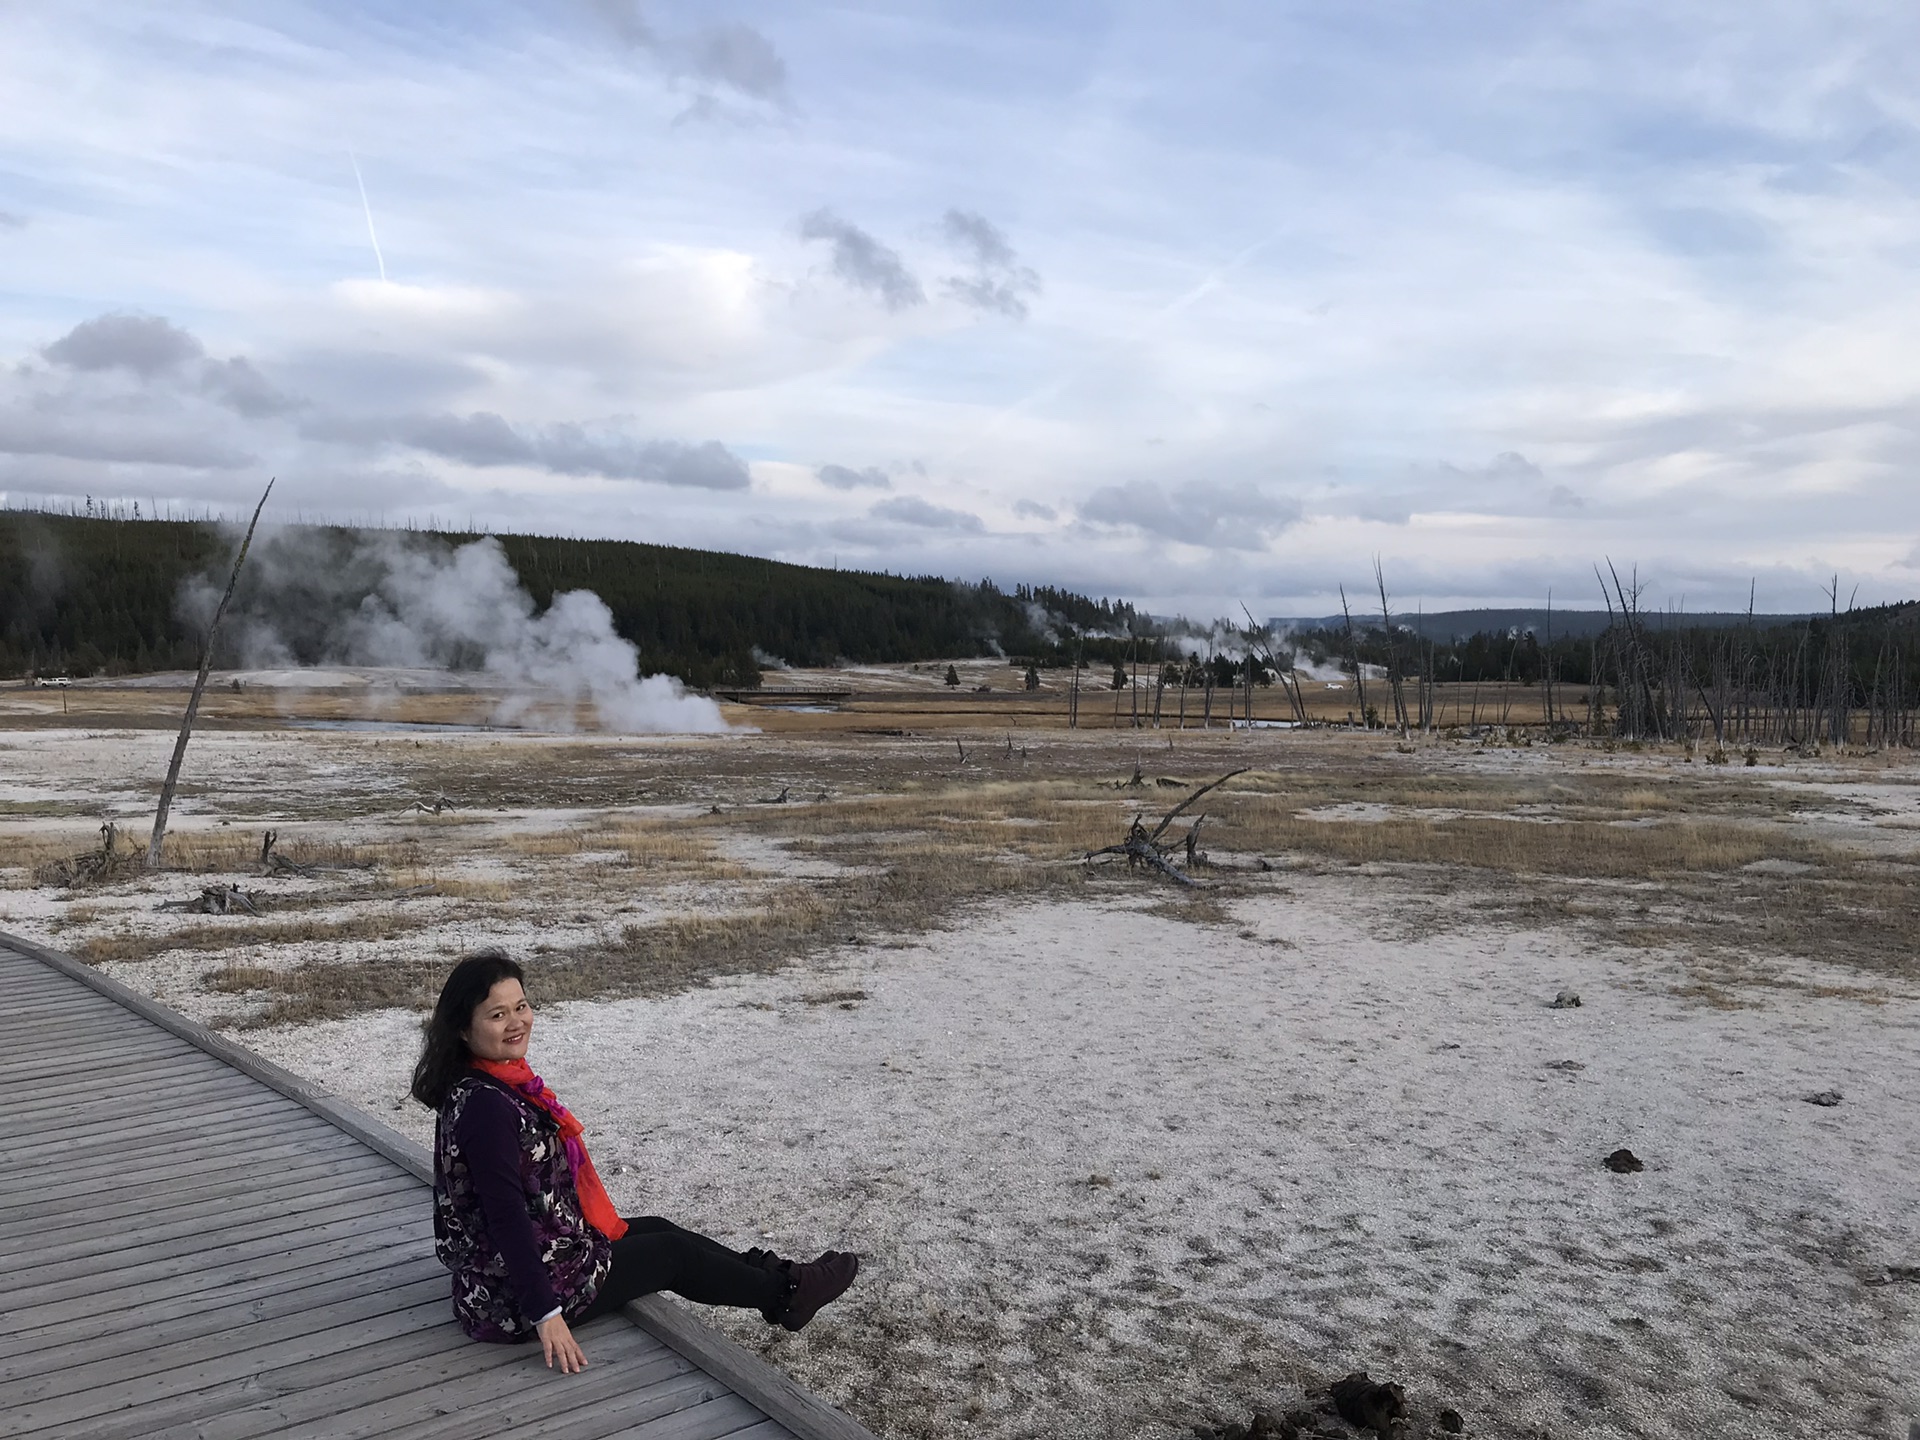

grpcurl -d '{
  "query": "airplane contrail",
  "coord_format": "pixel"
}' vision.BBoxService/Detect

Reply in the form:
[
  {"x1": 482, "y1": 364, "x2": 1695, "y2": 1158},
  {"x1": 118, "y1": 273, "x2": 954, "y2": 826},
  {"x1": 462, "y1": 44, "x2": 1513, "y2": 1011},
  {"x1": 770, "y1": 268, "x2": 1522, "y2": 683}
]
[{"x1": 347, "y1": 146, "x2": 387, "y2": 283}]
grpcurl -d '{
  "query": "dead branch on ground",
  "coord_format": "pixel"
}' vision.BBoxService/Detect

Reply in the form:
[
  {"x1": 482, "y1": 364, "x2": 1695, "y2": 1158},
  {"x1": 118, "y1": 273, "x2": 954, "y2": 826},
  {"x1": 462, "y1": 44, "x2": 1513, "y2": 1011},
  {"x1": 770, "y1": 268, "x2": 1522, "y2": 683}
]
[
  {"x1": 159, "y1": 884, "x2": 261, "y2": 915},
  {"x1": 337, "y1": 882, "x2": 439, "y2": 902},
  {"x1": 260, "y1": 830, "x2": 372, "y2": 877},
  {"x1": 1085, "y1": 768, "x2": 1248, "y2": 886},
  {"x1": 34, "y1": 822, "x2": 134, "y2": 888}
]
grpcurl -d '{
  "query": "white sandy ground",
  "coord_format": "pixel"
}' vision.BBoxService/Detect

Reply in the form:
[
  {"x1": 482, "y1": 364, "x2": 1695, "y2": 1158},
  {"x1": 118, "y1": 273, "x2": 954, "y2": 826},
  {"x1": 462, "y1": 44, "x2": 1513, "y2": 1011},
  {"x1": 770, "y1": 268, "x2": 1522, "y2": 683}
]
[
  {"x1": 196, "y1": 883, "x2": 1920, "y2": 1440},
  {"x1": 5, "y1": 719, "x2": 1920, "y2": 1436}
]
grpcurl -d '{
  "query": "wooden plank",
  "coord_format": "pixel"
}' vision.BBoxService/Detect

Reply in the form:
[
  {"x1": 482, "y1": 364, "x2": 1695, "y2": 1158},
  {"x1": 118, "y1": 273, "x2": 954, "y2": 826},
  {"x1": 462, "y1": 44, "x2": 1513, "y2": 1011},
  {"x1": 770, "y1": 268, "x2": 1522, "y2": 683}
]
[
  {"x1": 628, "y1": 1298, "x2": 882, "y2": 1440},
  {"x1": 0, "y1": 1226, "x2": 431, "y2": 1341},
  {"x1": 5, "y1": 1065, "x2": 268, "y2": 1120},
  {"x1": 349, "y1": 1313, "x2": 679, "y2": 1436},
  {"x1": 10, "y1": 989, "x2": 180, "y2": 1024},
  {"x1": 6, "y1": 1095, "x2": 330, "y2": 1161},
  {"x1": 0, "y1": 1203, "x2": 430, "y2": 1313},
  {"x1": 0, "y1": 1126, "x2": 340, "y2": 1202},
  {"x1": 5, "y1": 1087, "x2": 308, "y2": 1150},
  {"x1": 8, "y1": 976, "x2": 120, "y2": 1004},
  {"x1": 0, "y1": 1147, "x2": 396, "y2": 1246},
  {"x1": 0, "y1": 1031, "x2": 197, "y2": 1075},
  {"x1": 2, "y1": 1274, "x2": 452, "y2": 1408},
  {"x1": 0, "y1": 1090, "x2": 299, "y2": 1152},
  {"x1": 0, "y1": 1127, "x2": 368, "y2": 1218},
  {"x1": 0, "y1": 1248, "x2": 446, "y2": 1380},
  {"x1": 16, "y1": 995, "x2": 134, "y2": 1025},
  {"x1": 82, "y1": 1319, "x2": 540, "y2": 1440},
  {"x1": 1, "y1": 1090, "x2": 321, "y2": 1156},
  {"x1": 604, "y1": 1393, "x2": 767, "y2": 1440},
  {"x1": 0, "y1": 933, "x2": 438, "y2": 1183},
  {"x1": 1, "y1": 1053, "x2": 230, "y2": 1104},
  {"x1": 135, "y1": 1318, "x2": 563, "y2": 1440},
  {"x1": 14, "y1": 1001, "x2": 184, "y2": 1035},
  {"x1": 314, "y1": 1341, "x2": 700, "y2": 1440},
  {"x1": 6, "y1": 1181, "x2": 423, "y2": 1293},
  {"x1": 11, "y1": 1013, "x2": 211, "y2": 1051},
  {"x1": 712, "y1": 1422, "x2": 793, "y2": 1440},
  {"x1": 515, "y1": 1373, "x2": 744, "y2": 1440},
  {"x1": 0, "y1": 1099, "x2": 329, "y2": 1177},
  {"x1": 6, "y1": 1170, "x2": 419, "y2": 1278},
  {"x1": 0, "y1": 1295, "x2": 462, "y2": 1435}
]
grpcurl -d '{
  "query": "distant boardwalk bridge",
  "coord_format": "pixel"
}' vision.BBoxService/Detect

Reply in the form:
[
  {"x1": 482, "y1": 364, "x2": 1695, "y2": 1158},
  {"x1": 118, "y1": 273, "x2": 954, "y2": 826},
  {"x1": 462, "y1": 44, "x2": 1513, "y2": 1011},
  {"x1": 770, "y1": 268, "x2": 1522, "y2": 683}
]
[
  {"x1": 706, "y1": 689, "x2": 854, "y2": 706},
  {"x1": 0, "y1": 931, "x2": 879, "y2": 1440}
]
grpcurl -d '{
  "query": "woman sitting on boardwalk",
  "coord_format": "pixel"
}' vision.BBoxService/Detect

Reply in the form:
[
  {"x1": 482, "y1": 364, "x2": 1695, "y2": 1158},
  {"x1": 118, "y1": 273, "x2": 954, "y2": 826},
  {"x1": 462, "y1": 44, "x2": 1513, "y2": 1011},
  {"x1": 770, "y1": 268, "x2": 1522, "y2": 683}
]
[{"x1": 412, "y1": 949, "x2": 859, "y2": 1374}]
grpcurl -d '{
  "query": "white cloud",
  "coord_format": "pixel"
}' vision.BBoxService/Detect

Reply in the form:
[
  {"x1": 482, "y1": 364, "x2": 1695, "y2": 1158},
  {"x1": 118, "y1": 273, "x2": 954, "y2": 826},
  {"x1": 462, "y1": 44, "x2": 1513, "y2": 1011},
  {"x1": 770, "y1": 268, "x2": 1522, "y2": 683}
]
[{"x1": 2, "y1": 2, "x2": 1917, "y2": 615}]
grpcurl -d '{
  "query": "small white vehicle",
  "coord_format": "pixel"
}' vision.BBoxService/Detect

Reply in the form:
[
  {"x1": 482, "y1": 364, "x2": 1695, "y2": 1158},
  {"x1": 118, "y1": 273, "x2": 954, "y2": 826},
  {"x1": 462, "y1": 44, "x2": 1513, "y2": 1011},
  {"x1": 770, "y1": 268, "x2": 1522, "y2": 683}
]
[{"x1": 35, "y1": 676, "x2": 72, "y2": 688}]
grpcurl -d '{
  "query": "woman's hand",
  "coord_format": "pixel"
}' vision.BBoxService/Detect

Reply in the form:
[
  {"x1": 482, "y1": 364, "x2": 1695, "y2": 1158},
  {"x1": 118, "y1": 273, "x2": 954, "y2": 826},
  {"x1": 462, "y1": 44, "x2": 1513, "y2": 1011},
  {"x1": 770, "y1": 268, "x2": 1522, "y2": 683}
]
[{"x1": 536, "y1": 1313, "x2": 588, "y2": 1374}]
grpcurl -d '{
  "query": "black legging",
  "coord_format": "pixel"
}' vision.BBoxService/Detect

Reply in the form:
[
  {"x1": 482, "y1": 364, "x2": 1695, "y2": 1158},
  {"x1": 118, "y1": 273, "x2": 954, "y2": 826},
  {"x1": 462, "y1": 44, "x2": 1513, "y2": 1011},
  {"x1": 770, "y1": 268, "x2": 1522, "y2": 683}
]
[{"x1": 575, "y1": 1216, "x2": 785, "y2": 1320}]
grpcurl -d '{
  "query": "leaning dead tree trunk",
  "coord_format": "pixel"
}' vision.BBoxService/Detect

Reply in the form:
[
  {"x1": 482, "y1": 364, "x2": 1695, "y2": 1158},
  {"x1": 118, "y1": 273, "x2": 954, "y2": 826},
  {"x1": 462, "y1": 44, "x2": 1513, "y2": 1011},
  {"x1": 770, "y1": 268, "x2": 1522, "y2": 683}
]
[
  {"x1": 1084, "y1": 768, "x2": 1248, "y2": 886},
  {"x1": 1339, "y1": 585, "x2": 1368, "y2": 726},
  {"x1": 147, "y1": 479, "x2": 273, "y2": 870},
  {"x1": 1374, "y1": 557, "x2": 1409, "y2": 736}
]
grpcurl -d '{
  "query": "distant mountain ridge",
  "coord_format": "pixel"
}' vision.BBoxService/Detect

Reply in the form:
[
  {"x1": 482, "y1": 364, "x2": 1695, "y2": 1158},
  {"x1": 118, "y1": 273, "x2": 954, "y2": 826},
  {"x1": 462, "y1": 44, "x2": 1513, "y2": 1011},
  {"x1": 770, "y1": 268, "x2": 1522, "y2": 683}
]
[{"x1": 1273, "y1": 607, "x2": 1817, "y2": 641}]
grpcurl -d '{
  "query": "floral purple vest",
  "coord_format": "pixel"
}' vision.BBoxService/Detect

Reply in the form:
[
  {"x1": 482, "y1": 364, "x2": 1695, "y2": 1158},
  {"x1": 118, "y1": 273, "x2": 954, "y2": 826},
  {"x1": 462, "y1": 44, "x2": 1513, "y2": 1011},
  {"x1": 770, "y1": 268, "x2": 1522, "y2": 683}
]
[{"x1": 433, "y1": 1074, "x2": 613, "y2": 1341}]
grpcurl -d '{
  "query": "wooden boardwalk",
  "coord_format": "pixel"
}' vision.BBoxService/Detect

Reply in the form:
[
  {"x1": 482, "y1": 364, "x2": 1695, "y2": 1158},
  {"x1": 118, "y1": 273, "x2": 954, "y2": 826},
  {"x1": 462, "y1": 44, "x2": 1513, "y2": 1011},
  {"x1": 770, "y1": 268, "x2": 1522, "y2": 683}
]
[{"x1": 0, "y1": 933, "x2": 877, "y2": 1440}]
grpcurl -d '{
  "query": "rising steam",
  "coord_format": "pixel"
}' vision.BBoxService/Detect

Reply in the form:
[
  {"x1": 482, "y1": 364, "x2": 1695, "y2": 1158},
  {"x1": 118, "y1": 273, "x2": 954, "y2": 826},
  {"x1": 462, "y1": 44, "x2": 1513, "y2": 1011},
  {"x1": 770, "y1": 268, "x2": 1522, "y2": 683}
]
[{"x1": 184, "y1": 528, "x2": 728, "y2": 734}]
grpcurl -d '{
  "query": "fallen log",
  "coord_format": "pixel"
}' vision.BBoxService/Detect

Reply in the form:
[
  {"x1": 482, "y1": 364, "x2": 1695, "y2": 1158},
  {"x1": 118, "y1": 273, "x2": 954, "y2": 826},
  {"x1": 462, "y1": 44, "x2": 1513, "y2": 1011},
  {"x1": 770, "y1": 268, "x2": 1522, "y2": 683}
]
[{"x1": 338, "y1": 882, "x2": 439, "y2": 902}]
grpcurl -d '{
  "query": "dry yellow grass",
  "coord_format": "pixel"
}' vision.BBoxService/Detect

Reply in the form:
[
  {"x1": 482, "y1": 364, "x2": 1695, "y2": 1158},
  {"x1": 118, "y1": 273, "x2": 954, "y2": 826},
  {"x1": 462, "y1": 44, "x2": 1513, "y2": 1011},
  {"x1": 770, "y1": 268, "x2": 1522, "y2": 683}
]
[
  {"x1": 7, "y1": 717, "x2": 1911, "y2": 1021},
  {"x1": 75, "y1": 908, "x2": 440, "y2": 964}
]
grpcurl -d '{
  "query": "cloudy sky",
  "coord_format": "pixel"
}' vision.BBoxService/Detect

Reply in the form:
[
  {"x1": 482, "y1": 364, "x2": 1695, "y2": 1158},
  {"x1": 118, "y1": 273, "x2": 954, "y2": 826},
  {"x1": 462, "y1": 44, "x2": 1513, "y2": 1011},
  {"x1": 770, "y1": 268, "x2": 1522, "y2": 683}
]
[{"x1": 3, "y1": 2, "x2": 1918, "y2": 617}]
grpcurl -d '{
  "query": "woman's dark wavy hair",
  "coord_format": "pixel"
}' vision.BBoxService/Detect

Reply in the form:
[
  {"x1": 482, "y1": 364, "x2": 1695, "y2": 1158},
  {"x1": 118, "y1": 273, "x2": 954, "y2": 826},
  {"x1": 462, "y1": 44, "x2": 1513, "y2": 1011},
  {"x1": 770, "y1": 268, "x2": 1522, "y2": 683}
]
[{"x1": 411, "y1": 948, "x2": 526, "y2": 1109}]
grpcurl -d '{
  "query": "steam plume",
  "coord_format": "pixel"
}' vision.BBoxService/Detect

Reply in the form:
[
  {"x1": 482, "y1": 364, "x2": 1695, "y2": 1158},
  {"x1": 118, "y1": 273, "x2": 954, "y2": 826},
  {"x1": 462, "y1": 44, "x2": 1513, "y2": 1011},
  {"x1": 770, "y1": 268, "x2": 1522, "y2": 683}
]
[{"x1": 185, "y1": 529, "x2": 728, "y2": 734}]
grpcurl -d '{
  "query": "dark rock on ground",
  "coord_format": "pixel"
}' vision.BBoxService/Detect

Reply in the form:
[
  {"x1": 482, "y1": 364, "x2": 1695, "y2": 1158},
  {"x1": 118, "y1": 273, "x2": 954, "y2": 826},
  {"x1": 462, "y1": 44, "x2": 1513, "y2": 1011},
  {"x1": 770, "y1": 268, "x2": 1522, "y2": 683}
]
[
  {"x1": 1605, "y1": 1147, "x2": 1644, "y2": 1173},
  {"x1": 1438, "y1": 1408, "x2": 1465, "y2": 1433},
  {"x1": 1330, "y1": 1371, "x2": 1406, "y2": 1435},
  {"x1": 1550, "y1": 988, "x2": 1582, "y2": 1009},
  {"x1": 1192, "y1": 1413, "x2": 1299, "y2": 1440},
  {"x1": 1803, "y1": 1089, "x2": 1842, "y2": 1106}
]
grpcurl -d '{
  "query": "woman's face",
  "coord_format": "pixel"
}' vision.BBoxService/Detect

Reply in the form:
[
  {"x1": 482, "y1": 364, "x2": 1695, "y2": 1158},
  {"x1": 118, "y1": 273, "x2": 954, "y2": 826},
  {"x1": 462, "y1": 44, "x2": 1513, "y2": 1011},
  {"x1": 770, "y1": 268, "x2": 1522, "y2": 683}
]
[{"x1": 463, "y1": 977, "x2": 532, "y2": 1062}]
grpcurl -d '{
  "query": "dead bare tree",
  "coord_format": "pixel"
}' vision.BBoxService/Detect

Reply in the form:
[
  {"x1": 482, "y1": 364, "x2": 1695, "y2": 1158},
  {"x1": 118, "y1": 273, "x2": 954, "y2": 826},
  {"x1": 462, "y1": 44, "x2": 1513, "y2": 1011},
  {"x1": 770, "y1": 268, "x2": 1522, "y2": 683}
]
[
  {"x1": 1374, "y1": 558, "x2": 1409, "y2": 736},
  {"x1": 147, "y1": 479, "x2": 274, "y2": 869},
  {"x1": 1239, "y1": 605, "x2": 1309, "y2": 726},
  {"x1": 1339, "y1": 586, "x2": 1369, "y2": 726}
]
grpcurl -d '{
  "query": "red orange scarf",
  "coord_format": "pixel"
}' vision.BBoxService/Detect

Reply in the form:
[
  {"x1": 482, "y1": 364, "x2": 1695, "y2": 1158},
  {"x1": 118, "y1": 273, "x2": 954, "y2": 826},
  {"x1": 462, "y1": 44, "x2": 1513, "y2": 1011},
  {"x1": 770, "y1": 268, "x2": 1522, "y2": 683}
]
[{"x1": 472, "y1": 1057, "x2": 628, "y2": 1242}]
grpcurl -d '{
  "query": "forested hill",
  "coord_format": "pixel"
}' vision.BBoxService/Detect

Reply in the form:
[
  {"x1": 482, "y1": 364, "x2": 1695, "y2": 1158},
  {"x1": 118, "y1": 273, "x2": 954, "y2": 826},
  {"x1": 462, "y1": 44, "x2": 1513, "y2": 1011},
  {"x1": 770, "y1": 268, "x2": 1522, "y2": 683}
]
[{"x1": 0, "y1": 511, "x2": 1142, "y2": 687}]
